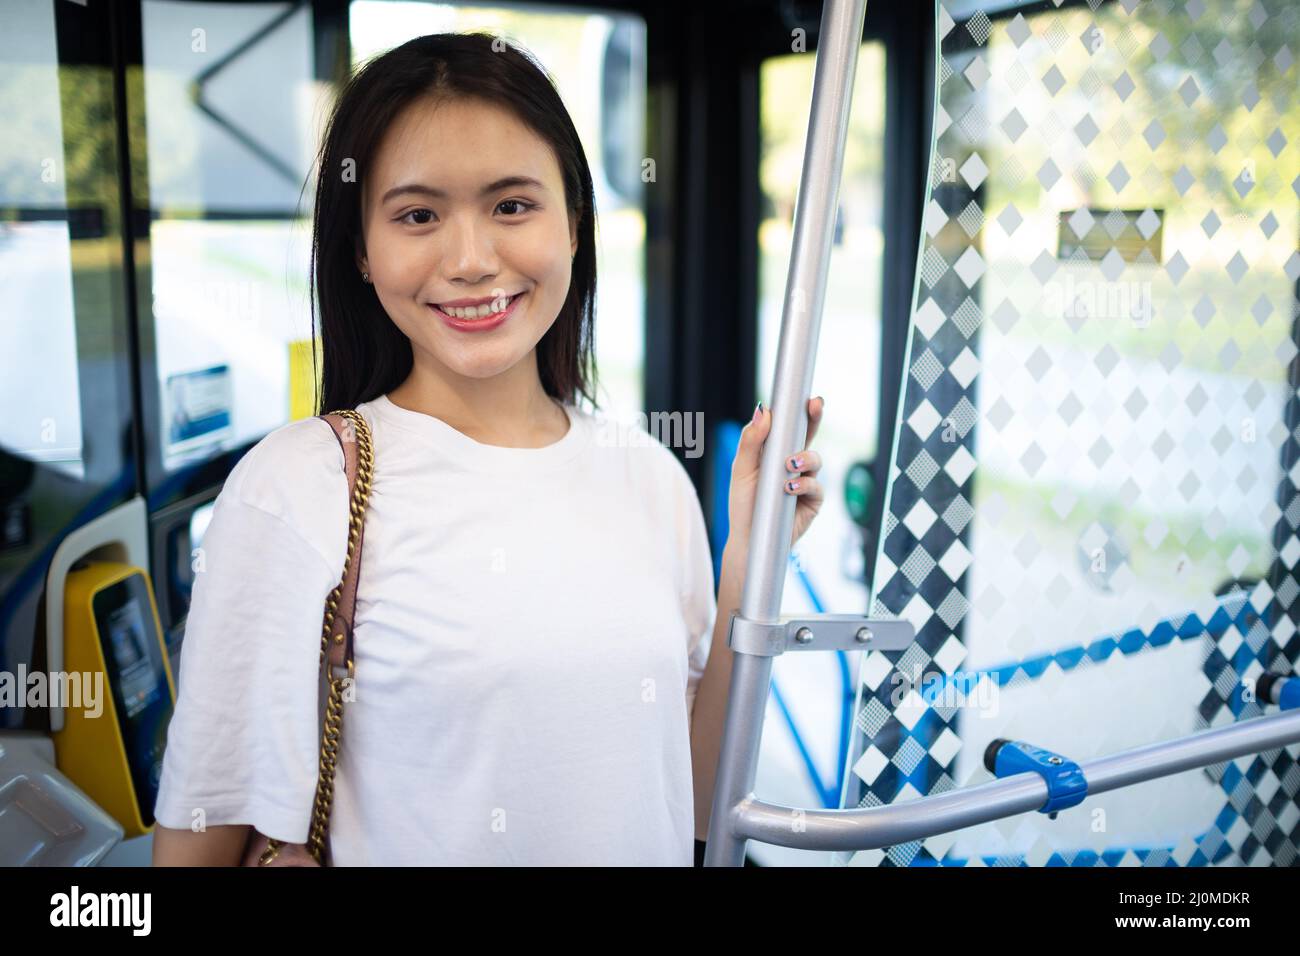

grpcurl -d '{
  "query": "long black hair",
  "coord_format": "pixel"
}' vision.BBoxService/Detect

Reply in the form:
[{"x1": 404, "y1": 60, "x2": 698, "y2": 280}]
[{"x1": 306, "y1": 32, "x2": 600, "y2": 414}]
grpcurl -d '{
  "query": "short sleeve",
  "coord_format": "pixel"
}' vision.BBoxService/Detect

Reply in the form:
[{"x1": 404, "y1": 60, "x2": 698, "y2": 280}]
[
  {"x1": 672, "y1": 459, "x2": 717, "y2": 733},
  {"x1": 152, "y1": 419, "x2": 349, "y2": 842}
]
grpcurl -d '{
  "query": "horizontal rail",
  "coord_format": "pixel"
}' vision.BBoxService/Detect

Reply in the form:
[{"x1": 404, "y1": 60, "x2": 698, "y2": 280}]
[{"x1": 727, "y1": 708, "x2": 1300, "y2": 852}]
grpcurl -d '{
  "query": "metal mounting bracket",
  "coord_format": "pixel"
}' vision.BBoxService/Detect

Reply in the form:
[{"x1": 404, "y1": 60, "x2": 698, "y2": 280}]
[{"x1": 727, "y1": 612, "x2": 915, "y2": 657}]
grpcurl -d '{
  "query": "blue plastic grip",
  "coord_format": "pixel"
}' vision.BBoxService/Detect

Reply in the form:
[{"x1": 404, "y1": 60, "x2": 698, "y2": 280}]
[
  {"x1": 1258, "y1": 673, "x2": 1300, "y2": 712},
  {"x1": 1279, "y1": 679, "x2": 1300, "y2": 711},
  {"x1": 985, "y1": 739, "x2": 1088, "y2": 816}
]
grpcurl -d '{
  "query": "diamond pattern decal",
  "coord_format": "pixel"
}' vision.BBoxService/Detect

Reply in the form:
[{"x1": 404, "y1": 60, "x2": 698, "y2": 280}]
[{"x1": 843, "y1": 0, "x2": 1300, "y2": 868}]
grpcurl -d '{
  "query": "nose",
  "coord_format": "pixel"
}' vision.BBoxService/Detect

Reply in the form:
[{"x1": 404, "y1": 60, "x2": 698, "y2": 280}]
[{"x1": 441, "y1": 215, "x2": 498, "y2": 286}]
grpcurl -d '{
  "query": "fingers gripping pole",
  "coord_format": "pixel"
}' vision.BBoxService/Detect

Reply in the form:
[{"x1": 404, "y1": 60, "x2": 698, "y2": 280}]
[{"x1": 703, "y1": 0, "x2": 868, "y2": 867}]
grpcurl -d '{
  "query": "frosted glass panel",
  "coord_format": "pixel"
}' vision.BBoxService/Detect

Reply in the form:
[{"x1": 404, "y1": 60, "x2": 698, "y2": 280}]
[{"x1": 845, "y1": 0, "x2": 1300, "y2": 867}]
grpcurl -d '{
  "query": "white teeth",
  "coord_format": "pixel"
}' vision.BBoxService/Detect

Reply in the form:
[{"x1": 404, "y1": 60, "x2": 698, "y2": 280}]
[{"x1": 440, "y1": 294, "x2": 518, "y2": 319}]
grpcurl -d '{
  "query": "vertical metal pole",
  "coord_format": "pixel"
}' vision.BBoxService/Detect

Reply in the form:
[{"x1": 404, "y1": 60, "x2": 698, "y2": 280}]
[{"x1": 704, "y1": 0, "x2": 867, "y2": 866}]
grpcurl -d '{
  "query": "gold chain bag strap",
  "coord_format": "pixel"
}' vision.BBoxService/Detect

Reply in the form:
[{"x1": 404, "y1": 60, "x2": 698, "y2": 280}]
[{"x1": 240, "y1": 409, "x2": 374, "y2": 866}]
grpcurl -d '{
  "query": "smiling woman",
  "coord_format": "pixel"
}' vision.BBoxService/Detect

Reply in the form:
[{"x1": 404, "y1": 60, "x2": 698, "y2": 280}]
[
  {"x1": 149, "y1": 32, "x2": 734, "y2": 868},
  {"x1": 355, "y1": 92, "x2": 580, "y2": 415},
  {"x1": 309, "y1": 34, "x2": 599, "y2": 444}
]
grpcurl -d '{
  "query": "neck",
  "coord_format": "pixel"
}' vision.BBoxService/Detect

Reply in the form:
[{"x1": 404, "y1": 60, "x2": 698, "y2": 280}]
[{"x1": 387, "y1": 351, "x2": 568, "y2": 449}]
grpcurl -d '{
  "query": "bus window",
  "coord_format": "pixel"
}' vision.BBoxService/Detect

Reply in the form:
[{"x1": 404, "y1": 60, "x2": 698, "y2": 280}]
[{"x1": 134, "y1": 0, "x2": 326, "y2": 486}]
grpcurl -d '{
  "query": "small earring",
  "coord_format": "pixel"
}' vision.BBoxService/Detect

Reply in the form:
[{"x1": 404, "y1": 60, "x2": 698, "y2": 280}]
[{"x1": 362, "y1": 271, "x2": 370, "y2": 283}]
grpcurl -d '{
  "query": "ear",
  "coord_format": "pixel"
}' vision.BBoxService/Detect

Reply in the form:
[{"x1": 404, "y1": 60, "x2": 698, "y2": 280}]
[
  {"x1": 569, "y1": 214, "x2": 578, "y2": 260},
  {"x1": 354, "y1": 234, "x2": 367, "y2": 275}
]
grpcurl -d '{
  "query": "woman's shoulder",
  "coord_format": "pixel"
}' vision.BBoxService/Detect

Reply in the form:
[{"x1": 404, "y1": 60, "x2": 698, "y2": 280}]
[
  {"x1": 582, "y1": 407, "x2": 699, "y2": 500},
  {"x1": 219, "y1": 414, "x2": 350, "y2": 534}
]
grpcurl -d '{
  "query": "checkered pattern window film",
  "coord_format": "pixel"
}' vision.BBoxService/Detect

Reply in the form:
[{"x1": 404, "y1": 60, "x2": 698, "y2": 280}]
[{"x1": 842, "y1": 0, "x2": 1300, "y2": 866}]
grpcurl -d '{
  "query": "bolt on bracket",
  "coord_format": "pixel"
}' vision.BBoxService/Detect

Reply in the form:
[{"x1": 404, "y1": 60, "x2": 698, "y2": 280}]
[{"x1": 727, "y1": 612, "x2": 915, "y2": 657}]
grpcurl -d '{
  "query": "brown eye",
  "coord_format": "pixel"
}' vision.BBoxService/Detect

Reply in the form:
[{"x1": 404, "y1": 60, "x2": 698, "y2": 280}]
[
  {"x1": 498, "y1": 199, "x2": 537, "y2": 217},
  {"x1": 400, "y1": 209, "x2": 434, "y2": 225}
]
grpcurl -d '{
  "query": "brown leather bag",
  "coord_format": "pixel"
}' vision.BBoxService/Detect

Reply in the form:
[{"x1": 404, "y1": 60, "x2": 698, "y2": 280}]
[{"x1": 241, "y1": 409, "x2": 374, "y2": 866}]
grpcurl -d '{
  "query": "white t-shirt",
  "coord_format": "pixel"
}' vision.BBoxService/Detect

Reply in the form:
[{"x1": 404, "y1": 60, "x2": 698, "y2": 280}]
[{"x1": 153, "y1": 393, "x2": 717, "y2": 865}]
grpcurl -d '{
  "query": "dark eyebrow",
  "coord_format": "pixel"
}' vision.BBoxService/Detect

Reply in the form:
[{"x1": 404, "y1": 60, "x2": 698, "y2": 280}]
[{"x1": 380, "y1": 176, "x2": 547, "y2": 205}]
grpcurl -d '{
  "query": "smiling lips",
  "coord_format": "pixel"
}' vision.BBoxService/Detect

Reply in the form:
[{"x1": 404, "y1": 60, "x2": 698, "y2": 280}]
[
  {"x1": 430, "y1": 291, "x2": 524, "y2": 331},
  {"x1": 435, "y1": 292, "x2": 522, "y2": 317}
]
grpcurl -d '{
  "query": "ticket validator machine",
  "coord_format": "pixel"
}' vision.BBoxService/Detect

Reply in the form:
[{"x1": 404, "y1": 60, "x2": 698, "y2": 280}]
[{"x1": 0, "y1": 497, "x2": 174, "y2": 865}]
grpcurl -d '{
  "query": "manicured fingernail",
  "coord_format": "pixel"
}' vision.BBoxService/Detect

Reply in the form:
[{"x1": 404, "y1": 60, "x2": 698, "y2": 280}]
[
  {"x1": 753, "y1": 402, "x2": 762, "y2": 423},
  {"x1": 787, "y1": 479, "x2": 800, "y2": 492},
  {"x1": 789, "y1": 456, "x2": 803, "y2": 470}
]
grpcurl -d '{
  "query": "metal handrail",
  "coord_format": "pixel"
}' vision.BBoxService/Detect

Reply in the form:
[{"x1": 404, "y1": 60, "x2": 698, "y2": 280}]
[
  {"x1": 729, "y1": 708, "x2": 1300, "y2": 852},
  {"x1": 703, "y1": 0, "x2": 869, "y2": 867}
]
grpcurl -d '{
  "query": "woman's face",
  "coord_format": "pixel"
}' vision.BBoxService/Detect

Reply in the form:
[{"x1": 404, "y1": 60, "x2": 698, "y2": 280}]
[{"x1": 357, "y1": 95, "x2": 577, "y2": 384}]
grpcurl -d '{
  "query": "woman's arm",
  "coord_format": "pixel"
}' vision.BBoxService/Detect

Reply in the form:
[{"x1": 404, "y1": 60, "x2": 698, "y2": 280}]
[
  {"x1": 152, "y1": 822, "x2": 251, "y2": 866},
  {"x1": 689, "y1": 540, "x2": 745, "y2": 842},
  {"x1": 690, "y1": 398, "x2": 825, "y2": 842}
]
